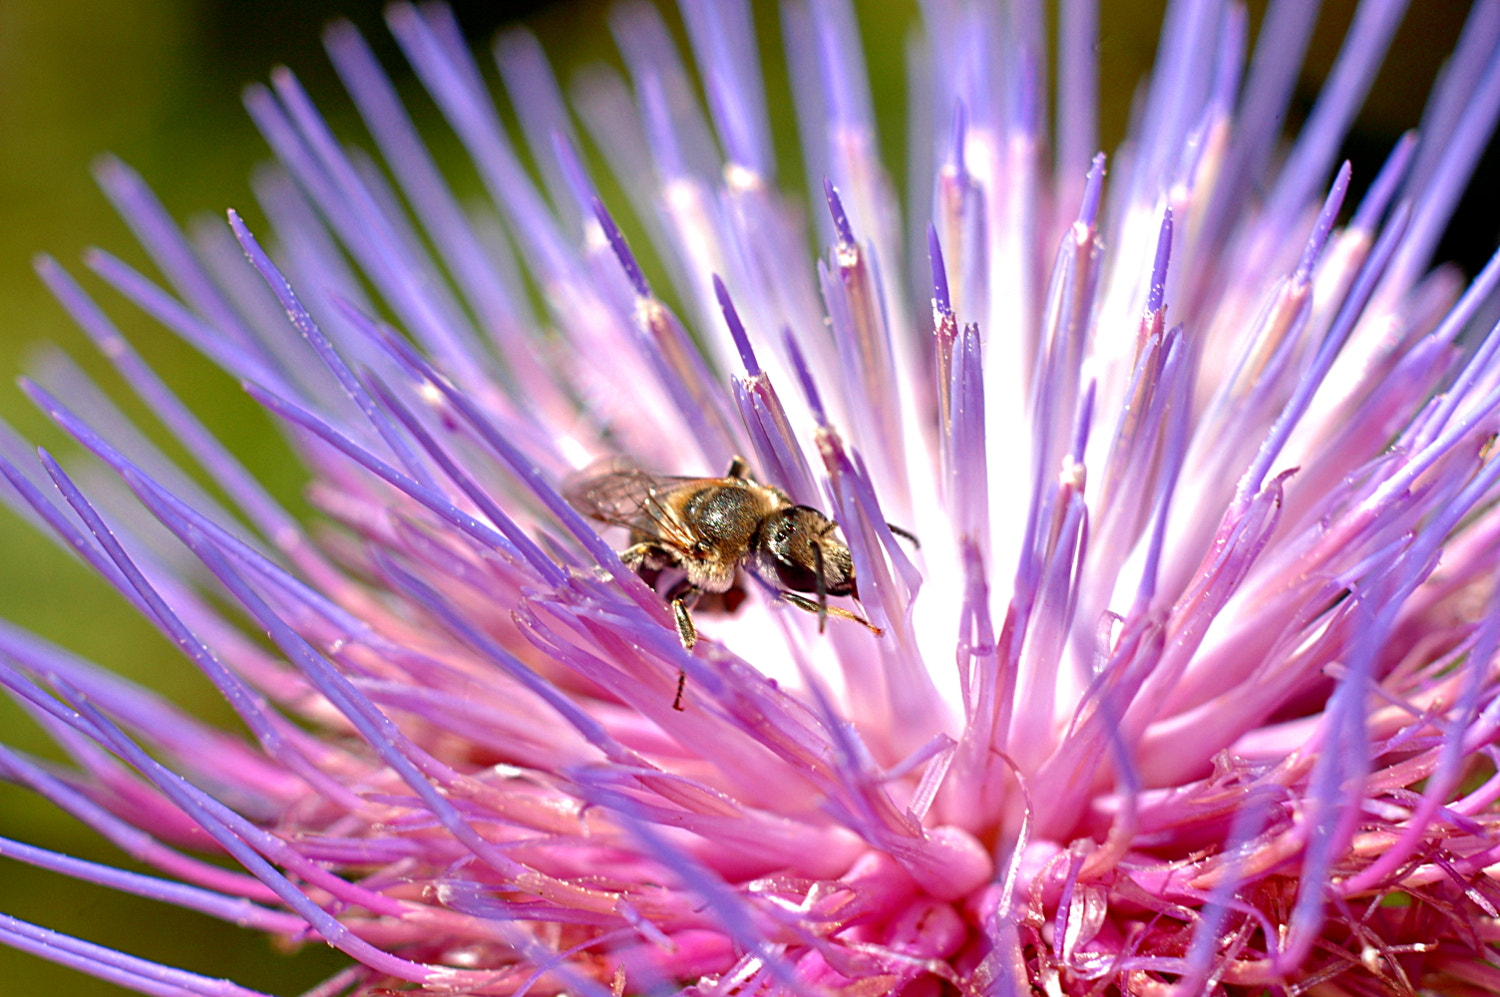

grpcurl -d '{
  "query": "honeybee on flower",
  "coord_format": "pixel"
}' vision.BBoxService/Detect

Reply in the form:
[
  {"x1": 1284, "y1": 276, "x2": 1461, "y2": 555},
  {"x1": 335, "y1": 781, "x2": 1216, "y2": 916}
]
[{"x1": 2, "y1": 1, "x2": 1500, "y2": 996}]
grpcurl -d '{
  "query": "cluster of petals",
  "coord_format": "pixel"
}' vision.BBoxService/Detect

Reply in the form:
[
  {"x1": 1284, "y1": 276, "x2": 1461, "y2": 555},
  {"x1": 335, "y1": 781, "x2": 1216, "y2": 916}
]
[{"x1": 5, "y1": 1, "x2": 1500, "y2": 995}]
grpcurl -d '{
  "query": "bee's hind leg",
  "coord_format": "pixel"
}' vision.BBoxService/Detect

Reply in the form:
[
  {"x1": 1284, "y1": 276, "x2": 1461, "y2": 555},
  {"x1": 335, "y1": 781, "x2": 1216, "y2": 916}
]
[
  {"x1": 781, "y1": 593, "x2": 884, "y2": 637},
  {"x1": 669, "y1": 597, "x2": 698, "y2": 652},
  {"x1": 617, "y1": 543, "x2": 694, "y2": 709},
  {"x1": 663, "y1": 579, "x2": 703, "y2": 710}
]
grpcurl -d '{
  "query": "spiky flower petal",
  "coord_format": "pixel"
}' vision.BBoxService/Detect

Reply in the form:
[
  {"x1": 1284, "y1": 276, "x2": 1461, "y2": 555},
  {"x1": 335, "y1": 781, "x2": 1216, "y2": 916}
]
[{"x1": 5, "y1": 2, "x2": 1500, "y2": 996}]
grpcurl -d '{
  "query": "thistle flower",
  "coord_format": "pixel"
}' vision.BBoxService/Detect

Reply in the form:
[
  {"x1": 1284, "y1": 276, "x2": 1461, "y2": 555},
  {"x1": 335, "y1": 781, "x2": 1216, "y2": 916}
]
[{"x1": 4, "y1": 1, "x2": 1500, "y2": 995}]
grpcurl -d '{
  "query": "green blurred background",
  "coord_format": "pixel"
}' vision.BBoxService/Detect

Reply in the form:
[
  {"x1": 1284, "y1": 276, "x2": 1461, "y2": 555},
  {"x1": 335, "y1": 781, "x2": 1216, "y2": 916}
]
[{"x1": 0, "y1": 0, "x2": 1485, "y2": 993}]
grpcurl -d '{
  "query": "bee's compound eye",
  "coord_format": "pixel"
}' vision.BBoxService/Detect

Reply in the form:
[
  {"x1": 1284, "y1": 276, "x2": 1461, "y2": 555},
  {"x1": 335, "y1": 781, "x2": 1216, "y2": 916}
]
[{"x1": 764, "y1": 506, "x2": 858, "y2": 595}]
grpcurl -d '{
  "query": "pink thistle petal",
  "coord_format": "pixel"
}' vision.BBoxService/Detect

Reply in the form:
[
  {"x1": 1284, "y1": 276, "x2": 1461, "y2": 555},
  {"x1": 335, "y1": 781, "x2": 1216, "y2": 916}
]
[{"x1": 6, "y1": 3, "x2": 1500, "y2": 996}]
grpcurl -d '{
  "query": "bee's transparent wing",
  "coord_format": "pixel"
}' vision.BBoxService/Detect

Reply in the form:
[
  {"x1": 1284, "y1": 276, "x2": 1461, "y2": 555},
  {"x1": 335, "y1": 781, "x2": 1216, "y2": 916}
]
[{"x1": 563, "y1": 463, "x2": 703, "y2": 551}]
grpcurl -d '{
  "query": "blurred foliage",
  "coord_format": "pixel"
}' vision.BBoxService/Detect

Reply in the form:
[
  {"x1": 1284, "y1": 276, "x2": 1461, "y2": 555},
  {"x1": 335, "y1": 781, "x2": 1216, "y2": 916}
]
[{"x1": 0, "y1": 0, "x2": 1484, "y2": 994}]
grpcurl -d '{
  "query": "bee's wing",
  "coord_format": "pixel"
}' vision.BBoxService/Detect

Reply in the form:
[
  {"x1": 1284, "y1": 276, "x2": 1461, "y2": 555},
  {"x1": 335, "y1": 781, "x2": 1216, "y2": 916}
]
[{"x1": 563, "y1": 466, "x2": 705, "y2": 552}]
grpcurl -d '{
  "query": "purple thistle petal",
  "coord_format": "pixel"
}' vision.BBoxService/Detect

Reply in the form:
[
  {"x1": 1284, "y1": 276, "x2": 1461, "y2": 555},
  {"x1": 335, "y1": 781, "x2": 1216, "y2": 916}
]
[
  {"x1": 227, "y1": 212, "x2": 442, "y2": 491},
  {"x1": 0, "y1": 836, "x2": 305, "y2": 936},
  {"x1": 386, "y1": 3, "x2": 574, "y2": 286},
  {"x1": 928, "y1": 223, "x2": 952, "y2": 318},
  {"x1": 1209, "y1": 0, "x2": 1321, "y2": 227},
  {"x1": 368, "y1": 322, "x2": 643, "y2": 584},
  {"x1": 948, "y1": 323, "x2": 990, "y2": 551},
  {"x1": 11, "y1": 3, "x2": 1500, "y2": 995},
  {"x1": 594, "y1": 198, "x2": 652, "y2": 299},
  {"x1": 82, "y1": 248, "x2": 293, "y2": 398},
  {"x1": 1238, "y1": 200, "x2": 1411, "y2": 503},
  {"x1": 1350, "y1": 133, "x2": 1415, "y2": 235},
  {"x1": 1389, "y1": 35, "x2": 1500, "y2": 287},
  {"x1": 731, "y1": 360, "x2": 820, "y2": 506},
  {"x1": 253, "y1": 71, "x2": 493, "y2": 392},
  {"x1": 91, "y1": 156, "x2": 264, "y2": 359},
  {"x1": 113, "y1": 480, "x2": 649, "y2": 979},
  {"x1": 1296, "y1": 161, "x2": 1353, "y2": 281},
  {"x1": 242, "y1": 378, "x2": 531, "y2": 566},
  {"x1": 715, "y1": 274, "x2": 760, "y2": 376},
  {"x1": 609, "y1": 2, "x2": 720, "y2": 181},
  {"x1": 19, "y1": 439, "x2": 374, "y2": 814},
  {"x1": 493, "y1": 27, "x2": 585, "y2": 236},
  {"x1": 0, "y1": 736, "x2": 283, "y2": 902},
  {"x1": 783, "y1": 324, "x2": 829, "y2": 428},
  {"x1": 1410, "y1": 5, "x2": 1500, "y2": 193},
  {"x1": 823, "y1": 178, "x2": 856, "y2": 248},
  {"x1": 0, "y1": 653, "x2": 410, "y2": 921},
  {"x1": 1420, "y1": 249, "x2": 1500, "y2": 436},
  {"x1": 1145, "y1": 206, "x2": 1173, "y2": 316},
  {"x1": 1054, "y1": 0, "x2": 1097, "y2": 200},
  {"x1": 585, "y1": 204, "x2": 743, "y2": 467},
  {"x1": 1261, "y1": 0, "x2": 1410, "y2": 240},
  {"x1": 324, "y1": 20, "x2": 528, "y2": 345},
  {"x1": 0, "y1": 911, "x2": 277, "y2": 997},
  {"x1": 819, "y1": 221, "x2": 910, "y2": 510},
  {"x1": 629, "y1": 295, "x2": 744, "y2": 469},
  {"x1": 678, "y1": 0, "x2": 773, "y2": 177}
]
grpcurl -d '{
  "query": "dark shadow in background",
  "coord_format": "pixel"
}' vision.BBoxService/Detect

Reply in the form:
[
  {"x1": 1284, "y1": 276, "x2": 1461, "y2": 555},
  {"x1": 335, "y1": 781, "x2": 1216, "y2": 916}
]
[{"x1": 0, "y1": 2, "x2": 1495, "y2": 996}]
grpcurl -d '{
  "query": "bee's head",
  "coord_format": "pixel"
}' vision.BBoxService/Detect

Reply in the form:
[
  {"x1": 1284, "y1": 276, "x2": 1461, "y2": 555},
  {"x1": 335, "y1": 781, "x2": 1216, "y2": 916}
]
[{"x1": 759, "y1": 506, "x2": 856, "y2": 597}]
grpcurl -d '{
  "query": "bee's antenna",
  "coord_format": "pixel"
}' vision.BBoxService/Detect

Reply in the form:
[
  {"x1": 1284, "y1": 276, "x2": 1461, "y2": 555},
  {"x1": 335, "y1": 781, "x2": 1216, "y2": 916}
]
[{"x1": 812, "y1": 540, "x2": 828, "y2": 633}]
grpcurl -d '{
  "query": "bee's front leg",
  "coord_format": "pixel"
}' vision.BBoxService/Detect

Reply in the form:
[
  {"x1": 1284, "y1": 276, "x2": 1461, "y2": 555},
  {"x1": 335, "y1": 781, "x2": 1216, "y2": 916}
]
[
  {"x1": 780, "y1": 593, "x2": 884, "y2": 637},
  {"x1": 620, "y1": 541, "x2": 680, "y2": 573}
]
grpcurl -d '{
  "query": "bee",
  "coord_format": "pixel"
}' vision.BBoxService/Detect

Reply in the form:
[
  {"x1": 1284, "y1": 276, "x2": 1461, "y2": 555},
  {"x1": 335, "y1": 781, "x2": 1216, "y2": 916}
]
[{"x1": 566, "y1": 457, "x2": 902, "y2": 708}]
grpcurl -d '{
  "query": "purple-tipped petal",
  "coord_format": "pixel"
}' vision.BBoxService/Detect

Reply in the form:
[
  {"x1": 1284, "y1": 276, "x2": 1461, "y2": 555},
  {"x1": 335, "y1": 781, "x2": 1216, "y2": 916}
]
[
  {"x1": 824, "y1": 178, "x2": 856, "y2": 247},
  {"x1": 9, "y1": 3, "x2": 1500, "y2": 995},
  {"x1": 593, "y1": 197, "x2": 652, "y2": 298},
  {"x1": 928, "y1": 224, "x2": 952, "y2": 316},
  {"x1": 714, "y1": 274, "x2": 759, "y2": 376}
]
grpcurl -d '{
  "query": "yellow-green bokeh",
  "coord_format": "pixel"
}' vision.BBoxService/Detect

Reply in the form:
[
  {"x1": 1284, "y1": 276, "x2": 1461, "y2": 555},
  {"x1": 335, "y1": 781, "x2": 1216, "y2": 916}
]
[{"x1": 0, "y1": 1, "x2": 1474, "y2": 994}]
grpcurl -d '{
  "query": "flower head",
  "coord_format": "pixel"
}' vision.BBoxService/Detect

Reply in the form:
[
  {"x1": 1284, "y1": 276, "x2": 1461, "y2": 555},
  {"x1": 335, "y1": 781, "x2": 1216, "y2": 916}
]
[{"x1": 5, "y1": 1, "x2": 1500, "y2": 995}]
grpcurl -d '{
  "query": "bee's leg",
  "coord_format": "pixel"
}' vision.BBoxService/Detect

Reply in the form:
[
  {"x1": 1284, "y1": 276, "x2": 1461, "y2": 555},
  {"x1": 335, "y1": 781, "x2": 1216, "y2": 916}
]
[
  {"x1": 670, "y1": 597, "x2": 698, "y2": 651},
  {"x1": 781, "y1": 593, "x2": 884, "y2": 637},
  {"x1": 663, "y1": 579, "x2": 702, "y2": 710},
  {"x1": 668, "y1": 603, "x2": 693, "y2": 710},
  {"x1": 619, "y1": 542, "x2": 693, "y2": 708},
  {"x1": 725, "y1": 456, "x2": 751, "y2": 480},
  {"x1": 811, "y1": 541, "x2": 829, "y2": 634},
  {"x1": 620, "y1": 542, "x2": 677, "y2": 572},
  {"x1": 886, "y1": 523, "x2": 921, "y2": 548},
  {"x1": 620, "y1": 542, "x2": 682, "y2": 592}
]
